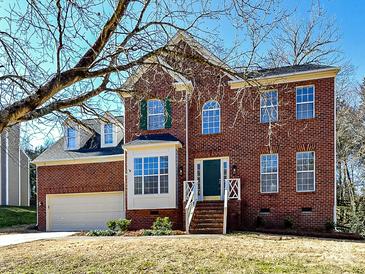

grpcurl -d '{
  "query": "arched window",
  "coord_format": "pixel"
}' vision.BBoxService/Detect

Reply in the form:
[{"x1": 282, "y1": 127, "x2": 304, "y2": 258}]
[
  {"x1": 202, "y1": 100, "x2": 220, "y2": 134},
  {"x1": 147, "y1": 99, "x2": 165, "y2": 130}
]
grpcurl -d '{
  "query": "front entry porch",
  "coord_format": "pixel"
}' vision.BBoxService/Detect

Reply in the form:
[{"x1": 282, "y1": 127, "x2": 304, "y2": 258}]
[
  {"x1": 194, "y1": 157, "x2": 229, "y2": 201},
  {"x1": 184, "y1": 175, "x2": 241, "y2": 234}
]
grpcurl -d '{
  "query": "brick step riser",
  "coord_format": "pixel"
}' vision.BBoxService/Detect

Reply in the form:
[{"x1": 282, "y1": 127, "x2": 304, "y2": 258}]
[
  {"x1": 196, "y1": 206, "x2": 224, "y2": 210},
  {"x1": 191, "y1": 218, "x2": 223, "y2": 223},
  {"x1": 194, "y1": 210, "x2": 224, "y2": 215},
  {"x1": 190, "y1": 230, "x2": 222, "y2": 234},
  {"x1": 191, "y1": 224, "x2": 223, "y2": 229}
]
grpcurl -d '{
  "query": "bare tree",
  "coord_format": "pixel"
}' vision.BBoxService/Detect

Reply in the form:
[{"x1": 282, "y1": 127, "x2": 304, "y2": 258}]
[
  {"x1": 264, "y1": 2, "x2": 340, "y2": 67},
  {"x1": 0, "y1": 0, "x2": 288, "y2": 136}
]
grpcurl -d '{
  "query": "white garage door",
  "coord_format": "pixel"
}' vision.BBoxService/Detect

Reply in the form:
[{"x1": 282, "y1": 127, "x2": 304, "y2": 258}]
[{"x1": 47, "y1": 192, "x2": 124, "y2": 231}]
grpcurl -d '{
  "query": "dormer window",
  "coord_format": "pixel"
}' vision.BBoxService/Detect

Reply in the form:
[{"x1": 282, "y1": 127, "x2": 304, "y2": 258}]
[
  {"x1": 147, "y1": 99, "x2": 165, "y2": 130},
  {"x1": 104, "y1": 123, "x2": 114, "y2": 144},
  {"x1": 66, "y1": 127, "x2": 77, "y2": 150}
]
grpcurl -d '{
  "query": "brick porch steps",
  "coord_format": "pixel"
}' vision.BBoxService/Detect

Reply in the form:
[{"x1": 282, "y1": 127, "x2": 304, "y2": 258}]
[{"x1": 189, "y1": 201, "x2": 224, "y2": 234}]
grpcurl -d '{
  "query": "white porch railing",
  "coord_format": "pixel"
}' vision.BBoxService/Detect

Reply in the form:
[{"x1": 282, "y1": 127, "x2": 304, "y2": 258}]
[
  {"x1": 223, "y1": 178, "x2": 241, "y2": 234},
  {"x1": 184, "y1": 180, "x2": 198, "y2": 234}
]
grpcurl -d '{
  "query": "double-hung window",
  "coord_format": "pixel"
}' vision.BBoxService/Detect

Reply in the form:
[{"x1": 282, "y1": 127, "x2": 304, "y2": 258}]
[
  {"x1": 296, "y1": 151, "x2": 315, "y2": 192},
  {"x1": 147, "y1": 100, "x2": 165, "y2": 130},
  {"x1": 66, "y1": 127, "x2": 77, "y2": 149},
  {"x1": 202, "y1": 100, "x2": 220, "y2": 134},
  {"x1": 260, "y1": 91, "x2": 278, "y2": 123},
  {"x1": 104, "y1": 123, "x2": 113, "y2": 144},
  {"x1": 260, "y1": 154, "x2": 278, "y2": 193},
  {"x1": 296, "y1": 86, "x2": 315, "y2": 119},
  {"x1": 134, "y1": 156, "x2": 169, "y2": 195}
]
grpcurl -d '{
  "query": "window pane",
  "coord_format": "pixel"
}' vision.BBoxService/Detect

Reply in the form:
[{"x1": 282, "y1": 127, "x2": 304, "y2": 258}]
[
  {"x1": 223, "y1": 161, "x2": 228, "y2": 180},
  {"x1": 160, "y1": 156, "x2": 168, "y2": 174},
  {"x1": 134, "y1": 158, "x2": 142, "y2": 176},
  {"x1": 104, "y1": 124, "x2": 113, "y2": 144},
  {"x1": 144, "y1": 175, "x2": 158, "y2": 194},
  {"x1": 202, "y1": 101, "x2": 220, "y2": 134},
  {"x1": 144, "y1": 157, "x2": 158, "y2": 175},
  {"x1": 296, "y1": 86, "x2": 314, "y2": 119},
  {"x1": 296, "y1": 152, "x2": 315, "y2": 191},
  {"x1": 67, "y1": 128, "x2": 76, "y2": 149},
  {"x1": 148, "y1": 114, "x2": 165, "y2": 130},
  {"x1": 261, "y1": 173, "x2": 278, "y2": 193},
  {"x1": 147, "y1": 100, "x2": 165, "y2": 130},
  {"x1": 260, "y1": 91, "x2": 278, "y2": 123},
  {"x1": 297, "y1": 172, "x2": 314, "y2": 191},
  {"x1": 134, "y1": 177, "x2": 142, "y2": 195},
  {"x1": 160, "y1": 175, "x2": 168, "y2": 194},
  {"x1": 260, "y1": 154, "x2": 278, "y2": 193}
]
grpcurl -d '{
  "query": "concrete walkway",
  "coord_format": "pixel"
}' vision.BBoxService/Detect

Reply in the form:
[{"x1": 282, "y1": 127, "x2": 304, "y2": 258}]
[{"x1": 0, "y1": 232, "x2": 76, "y2": 247}]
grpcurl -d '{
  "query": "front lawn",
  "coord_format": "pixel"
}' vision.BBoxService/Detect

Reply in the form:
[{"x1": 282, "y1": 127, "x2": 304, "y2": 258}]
[
  {"x1": 1, "y1": 233, "x2": 365, "y2": 273},
  {"x1": 0, "y1": 206, "x2": 36, "y2": 228}
]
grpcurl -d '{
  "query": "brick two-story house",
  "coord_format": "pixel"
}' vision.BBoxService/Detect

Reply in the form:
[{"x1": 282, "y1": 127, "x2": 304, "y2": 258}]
[{"x1": 34, "y1": 32, "x2": 338, "y2": 233}]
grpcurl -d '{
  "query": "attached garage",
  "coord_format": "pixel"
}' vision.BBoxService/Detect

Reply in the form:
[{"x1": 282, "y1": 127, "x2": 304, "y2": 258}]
[{"x1": 46, "y1": 191, "x2": 124, "y2": 231}]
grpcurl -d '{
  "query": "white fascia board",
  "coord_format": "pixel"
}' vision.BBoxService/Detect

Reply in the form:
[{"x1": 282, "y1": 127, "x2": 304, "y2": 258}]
[
  {"x1": 228, "y1": 67, "x2": 340, "y2": 87},
  {"x1": 123, "y1": 141, "x2": 182, "y2": 151},
  {"x1": 32, "y1": 154, "x2": 124, "y2": 166}
]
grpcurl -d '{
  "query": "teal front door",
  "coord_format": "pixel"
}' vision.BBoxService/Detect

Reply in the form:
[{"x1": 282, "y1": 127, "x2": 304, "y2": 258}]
[{"x1": 203, "y1": 159, "x2": 221, "y2": 197}]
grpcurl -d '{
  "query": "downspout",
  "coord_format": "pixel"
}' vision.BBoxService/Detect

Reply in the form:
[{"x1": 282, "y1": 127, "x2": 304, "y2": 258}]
[
  {"x1": 185, "y1": 89, "x2": 189, "y2": 182},
  {"x1": 333, "y1": 77, "x2": 337, "y2": 225}
]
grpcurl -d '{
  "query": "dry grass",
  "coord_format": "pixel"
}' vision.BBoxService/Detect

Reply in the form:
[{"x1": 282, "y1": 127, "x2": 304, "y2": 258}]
[{"x1": 1, "y1": 232, "x2": 365, "y2": 273}]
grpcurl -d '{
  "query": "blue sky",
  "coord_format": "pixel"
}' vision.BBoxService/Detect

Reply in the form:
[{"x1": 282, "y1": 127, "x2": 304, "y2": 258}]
[
  {"x1": 325, "y1": 0, "x2": 365, "y2": 81},
  {"x1": 278, "y1": 0, "x2": 365, "y2": 81},
  {"x1": 213, "y1": 0, "x2": 365, "y2": 81}
]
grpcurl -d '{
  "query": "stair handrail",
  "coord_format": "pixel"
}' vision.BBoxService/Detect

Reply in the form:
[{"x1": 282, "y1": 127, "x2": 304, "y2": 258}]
[
  {"x1": 223, "y1": 178, "x2": 241, "y2": 234},
  {"x1": 223, "y1": 180, "x2": 228, "y2": 234},
  {"x1": 184, "y1": 180, "x2": 198, "y2": 234}
]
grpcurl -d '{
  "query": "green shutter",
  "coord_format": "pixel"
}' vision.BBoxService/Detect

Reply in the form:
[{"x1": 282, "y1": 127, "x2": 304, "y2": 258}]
[
  {"x1": 140, "y1": 100, "x2": 147, "y2": 130},
  {"x1": 165, "y1": 98, "x2": 172, "y2": 128}
]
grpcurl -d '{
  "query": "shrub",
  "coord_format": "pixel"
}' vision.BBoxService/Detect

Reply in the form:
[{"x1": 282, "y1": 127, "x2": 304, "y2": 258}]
[
  {"x1": 86, "y1": 229, "x2": 116, "y2": 236},
  {"x1": 152, "y1": 217, "x2": 172, "y2": 232},
  {"x1": 142, "y1": 217, "x2": 173, "y2": 236},
  {"x1": 283, "y1": 216, "x2": 294, "y2": 229},
  {"x1": 325, "y1": 220, "x2": 336, "y2": 232},
  {"x1": 106, "y1": 218, "x2": 131, "y2": 233},
  {"x1": 106, "y1": 220, "x2": 117, "y2": 231},
  {"x1": 116, "y1": 219, "x2": 132, "y2": 232}
]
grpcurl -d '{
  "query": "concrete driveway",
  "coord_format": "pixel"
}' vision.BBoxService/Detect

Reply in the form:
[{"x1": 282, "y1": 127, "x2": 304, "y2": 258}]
[{"x1": 0, "y1": 232, "x2": 76, "y2": 247}]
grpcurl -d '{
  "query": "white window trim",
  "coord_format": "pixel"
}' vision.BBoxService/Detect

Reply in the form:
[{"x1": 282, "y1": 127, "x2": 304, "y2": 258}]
[
  {"x1": 127, "y1": 146, "x2": 177, "y2": 210},
  {"x1": 260, "y1": 153, "x2": 279, "y2": 194},
  {"x1": 260, "y1": 90, "x2": 279, "y2": 123},
  {"x1": 296, "y1": 85, "x2": 315, "y2": 120},
  {"x1": 101, "y1": 122, "x2": 117, "y2": 148},
  {"x1": 134, "y1": 156, "x2": 169, "y2": 196},
  {"x1": 147, "y1": 99, "x2": 165, "y2": 130},
  {"x1": 64, "y1": 126, "x2": 80, "y2": 150},
  {"x1": 194, "y1": 157, "x2": 229, "y2": 201},
  {"x1": 296, "y1": 151, "x2": 316, "y2": 192},
  {"x1": 201, "y1": 100, "x2": 221, "y2": 135}
]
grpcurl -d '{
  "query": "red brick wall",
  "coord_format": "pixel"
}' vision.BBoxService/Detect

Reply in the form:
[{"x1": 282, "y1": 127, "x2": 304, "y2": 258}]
[
  {"x1": 37, "y1": 161, "x2": 124, "y2": 231},
  {"x1": 124, "y1": 43, "x2": 335, "y2": 231},
  {"x1": 127, "y1": 209, "x2": 181, "y2": 230}
]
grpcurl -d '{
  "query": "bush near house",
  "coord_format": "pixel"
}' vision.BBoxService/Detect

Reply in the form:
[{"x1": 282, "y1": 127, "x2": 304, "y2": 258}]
[
  {"x1": 87, "y1": 219, "x2": 132, "y2": 236},
  {"x1": 0, "y1": 206, "x2": 36, "y2": 228},
  {"x1": 143, "y1": 217, "x2": 173, "y2": 236}
]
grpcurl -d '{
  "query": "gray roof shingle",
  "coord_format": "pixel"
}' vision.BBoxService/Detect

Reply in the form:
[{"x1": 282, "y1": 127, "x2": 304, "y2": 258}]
[
  {"x1": 123, "y1": 133, "x2": 181, "y2": 147},
  {"x1": 246, "y1": 64, "x2": 337, "y2": 79},
  {"x1": 33, "y1": 116, "x2": 124, "y2": 163}
]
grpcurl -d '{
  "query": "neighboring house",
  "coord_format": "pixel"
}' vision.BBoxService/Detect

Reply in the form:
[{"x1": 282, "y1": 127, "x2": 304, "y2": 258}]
[
  {"x1": 0, "y1": 124, "x2": 30, "y2": 206},
  {"x1": 33, "y1": 32, "x2": 339, "y2": 233}
]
